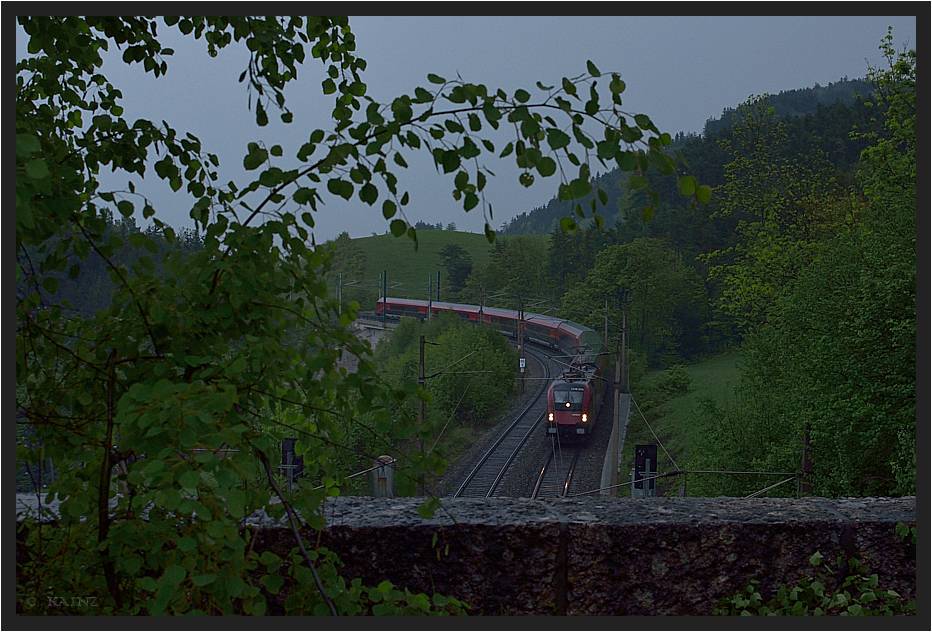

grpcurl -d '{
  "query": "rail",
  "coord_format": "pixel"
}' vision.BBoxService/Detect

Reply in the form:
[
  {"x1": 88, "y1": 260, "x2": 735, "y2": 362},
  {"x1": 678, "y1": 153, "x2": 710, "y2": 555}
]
[
  {"x1": 453, "y1": 346, "x2": 552, "y2": 498},
  {"x1": 531, "y1": 443, "x2": 581, "y2": 498}
]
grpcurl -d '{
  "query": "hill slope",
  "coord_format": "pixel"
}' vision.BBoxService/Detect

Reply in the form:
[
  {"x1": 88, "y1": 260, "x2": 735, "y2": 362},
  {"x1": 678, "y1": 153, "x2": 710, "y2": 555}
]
[
  {"x1": 325, "y1": 230, "x2": 496, "y2": 308},
  {"x1": 501, "y1": 77, "x2": 876, "y2": 237}
]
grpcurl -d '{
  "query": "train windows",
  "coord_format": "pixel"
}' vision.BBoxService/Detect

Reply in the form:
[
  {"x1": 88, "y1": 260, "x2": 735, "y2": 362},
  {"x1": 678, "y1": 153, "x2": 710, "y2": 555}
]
[{"x1": 553, "y1": 385, "x2": 584, "y2": 410}]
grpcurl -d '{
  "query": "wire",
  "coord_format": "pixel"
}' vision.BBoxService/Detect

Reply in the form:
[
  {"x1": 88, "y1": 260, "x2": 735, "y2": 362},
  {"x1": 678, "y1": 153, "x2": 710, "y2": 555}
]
[{"x1": 628, "y1": 394, "x2": 679, "y2": 470}]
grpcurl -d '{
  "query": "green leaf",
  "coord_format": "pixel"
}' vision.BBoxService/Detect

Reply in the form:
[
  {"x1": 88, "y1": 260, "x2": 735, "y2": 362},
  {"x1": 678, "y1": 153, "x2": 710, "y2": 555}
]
[
  {"x1": 261, "y1": 573, "x2": 285, "y2": 595},
  {"x1": 537, "y1": 156, "x2": 556, "y2": 177},
  {"x1": 293, "y1": 186, "x2": 315, "y2": 205},
  {"x1": 41, "y1": 276, "x2": 59, "y2": 295},
  {"x1": 629, "y1": 174, "x2": 649, "y2": 191},
  {"x1": 16, "y1": 133, "x2": 41, "y2": 158},
  {"x1": 243, "y1": 143, "x2": 268, "y2": 170},
  {"x1": 586, "y1": 60, "x2": 601, "y2": 77},
  {"x1": 568, "y1": 177, "x2": 591, "y2": 199},
  {"x1": 596, "y1": 141, "x2": 617, "y2": 161},
  {"x1": 634, "y1": 113, "x2": 654, "y2": 131},
  {"x1": 163, "y1": 565, "x2": 186, "y2": 585},
  {"x1": 439, "y1": 150, "x2": 460, "y2": 174},
  {"x1": 192, "y1": 573, "x2": 217, "y2": 587},
  {"x1": 177, "y1": 536, "x2": 197, "y2": 552},
  {"x1": 614, "y1": 151, "x2": 637, "y2": 172},
  {"x1": 677, "y1": 175, "x2": 697, "y2": 196},
  {"x1": 390, "y1": 219, "x2": 407, "y2": 237},
  {"x1": 696, "y1": 184, "x2": 712, "y2": 204},
  {"x1": 24, "y1": 159, "x2": 49, "y2": 180},
  {"x1": 609, "y1": 75, "x2": 626, "y2": 95},
  {"x1": 382, "y1": 200, "x2": 397, "y2": 220},
  {"x1": 228, "y1": 356, "x2": 247, "y2": 375},
  {"x1": 327, "y1": 178, "x2": 354, "y2": 200},
  {"x1": 359, "y1": 182, "x2": 378, "y2": 205},
  {"x1": 225, "y1": 488, "x2": 245, "y2": 518},
  {"x1": 546, "y1": 129, "x2": 571, "y2": 151},
  {"x1": 256, "y1": 102, "x2": 268, "y2": 127}
]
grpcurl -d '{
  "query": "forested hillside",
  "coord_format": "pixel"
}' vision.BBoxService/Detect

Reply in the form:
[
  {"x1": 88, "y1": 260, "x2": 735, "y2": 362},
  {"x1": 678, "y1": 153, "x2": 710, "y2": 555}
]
[
  {"x1": 497, "y1": 43, "x2": 914, "y2": 499},
  {"x1": 501, "y1": 77, "x2": 880, "y2": 237}
]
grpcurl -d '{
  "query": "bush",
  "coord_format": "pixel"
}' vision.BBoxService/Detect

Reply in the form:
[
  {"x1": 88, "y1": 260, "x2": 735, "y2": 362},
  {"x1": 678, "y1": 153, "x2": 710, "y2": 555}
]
[{"x1": 714, "y1": 551, "x2": 915, "y2": 616}]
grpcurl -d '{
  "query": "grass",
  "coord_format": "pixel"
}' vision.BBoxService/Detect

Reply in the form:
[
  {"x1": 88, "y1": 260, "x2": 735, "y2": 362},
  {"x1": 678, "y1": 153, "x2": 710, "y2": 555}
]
[
  {"x1": 355, "y1": 230, "x2": 495, "y2": 296},
  {"x1": 618, "y1": 351, "x2": 743, "y2": 497},
  {"x1": 326, "y1": 230, "x2": 549, "y2": 309}
]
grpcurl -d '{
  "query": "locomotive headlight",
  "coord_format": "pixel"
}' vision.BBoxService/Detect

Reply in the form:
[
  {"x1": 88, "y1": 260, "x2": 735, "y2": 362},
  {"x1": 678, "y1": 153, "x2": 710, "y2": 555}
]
[
  {"x1": 582, "y1": 413, "x2": 588, "y2": 422},
  {"x1": 565, "y1": 402, "x2": 571, "y2": 408},
  {"x1": 548, "y1": 412, "x2": 554, "y2": 421}
]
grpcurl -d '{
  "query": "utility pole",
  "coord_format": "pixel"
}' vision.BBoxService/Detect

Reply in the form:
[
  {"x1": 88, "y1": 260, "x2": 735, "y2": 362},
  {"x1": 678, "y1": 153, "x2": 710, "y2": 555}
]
[
  {"x1": 518, "y1": 298, "x2": 525, "y2": 394},
  {"x1": 418, "y1": 334, "x2": 426, "y2": 493},
  {"x1": 380, "y1": 270, "x2": 387, "y2": 326},
  {"x1": 419, "y1": 334, "x2": 426, "y2": 443},
  {"x1": 604, "y1": 297, "x2": 609, "y2": 347},
  {"x1": 611, "y1": 341, "x2": 621, "y2": 490},
  {"x1": 621, "y1": 301, "x2": 628, "y2": 392}
]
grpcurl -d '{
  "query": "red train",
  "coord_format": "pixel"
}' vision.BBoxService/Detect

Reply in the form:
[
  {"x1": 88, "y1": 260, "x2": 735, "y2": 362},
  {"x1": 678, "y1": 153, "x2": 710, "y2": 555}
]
[{"x1": 375, "y1": 297, "x2": 608, "y2": 440}]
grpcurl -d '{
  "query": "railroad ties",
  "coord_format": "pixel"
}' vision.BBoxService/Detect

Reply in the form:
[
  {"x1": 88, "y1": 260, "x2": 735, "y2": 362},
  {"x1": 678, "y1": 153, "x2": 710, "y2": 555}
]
[{"x1": 453, "y1": 347, "x2": 552, "y2": 498}]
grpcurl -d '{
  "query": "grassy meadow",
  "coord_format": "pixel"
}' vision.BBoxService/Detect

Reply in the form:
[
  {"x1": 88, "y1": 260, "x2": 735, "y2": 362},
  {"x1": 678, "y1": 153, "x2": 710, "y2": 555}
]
[
  {"x1": 617, "y1": 351, "x2": 743, "y2": 497},
  {"x1": 326, "y1": 230, "x2": 549, "y2": 309}
]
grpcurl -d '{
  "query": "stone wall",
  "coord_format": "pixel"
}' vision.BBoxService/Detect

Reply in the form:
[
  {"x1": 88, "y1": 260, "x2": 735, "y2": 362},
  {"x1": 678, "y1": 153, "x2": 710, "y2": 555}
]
[{"x1": 252, "y1": 495, "x2": 916, "y2": 615}]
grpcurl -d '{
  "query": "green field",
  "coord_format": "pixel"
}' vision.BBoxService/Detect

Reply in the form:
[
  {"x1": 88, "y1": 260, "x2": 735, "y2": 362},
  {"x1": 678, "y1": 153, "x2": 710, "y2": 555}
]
[
  {"x1": 327, "y1": 230, "x2": 549, "y2": 309},
  {"x1": 618, "y1": 351, "x2": 743, "y2": 497}
]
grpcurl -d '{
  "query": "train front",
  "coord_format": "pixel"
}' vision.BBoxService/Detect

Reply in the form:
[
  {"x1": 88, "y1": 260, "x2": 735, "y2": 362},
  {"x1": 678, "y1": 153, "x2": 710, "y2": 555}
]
[{"x1": 546, "y1": 377, "x2": 592, "y2": 440}]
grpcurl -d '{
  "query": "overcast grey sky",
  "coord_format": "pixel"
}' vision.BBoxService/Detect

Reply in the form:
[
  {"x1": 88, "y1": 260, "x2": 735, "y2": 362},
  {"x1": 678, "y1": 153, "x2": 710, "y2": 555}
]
[{"x1": 17, "y1": 14, "x2": 918, "y2": 242}]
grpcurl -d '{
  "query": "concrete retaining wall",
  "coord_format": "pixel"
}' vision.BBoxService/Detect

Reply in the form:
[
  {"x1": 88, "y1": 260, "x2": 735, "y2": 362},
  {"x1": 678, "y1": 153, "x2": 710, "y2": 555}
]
[{"x1": 252, "y1": 495, "x2": 916, "y2": 615}]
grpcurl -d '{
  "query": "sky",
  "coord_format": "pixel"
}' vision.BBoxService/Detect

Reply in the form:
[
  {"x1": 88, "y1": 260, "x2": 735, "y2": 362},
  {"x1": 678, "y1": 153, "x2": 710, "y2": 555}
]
[{"x1": 16, "y1": 14, "x2": 918, "y2": 243}]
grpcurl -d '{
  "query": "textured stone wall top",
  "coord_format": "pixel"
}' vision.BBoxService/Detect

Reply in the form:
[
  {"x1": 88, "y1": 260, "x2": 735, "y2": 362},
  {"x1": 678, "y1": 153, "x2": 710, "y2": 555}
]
[
  {"x1": 18, "y1": 492, "x2": 916, "y2": 528},
  {"x1": 314, "y1": 495, "x2": 916, "y2": 528}
]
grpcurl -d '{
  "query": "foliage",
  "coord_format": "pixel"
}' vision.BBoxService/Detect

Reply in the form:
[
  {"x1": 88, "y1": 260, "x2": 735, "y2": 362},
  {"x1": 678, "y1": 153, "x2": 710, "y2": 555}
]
[
  {"x1": 472, "y1": 235, "x2": 552, "y2": 308},
  {"x1": 368, "y1": 312, "x2": 519, "y2": 492},
  {"x1": 560, "y1": 238, "x2": 708, "y2": 367},
  {"x1": 702, "y1": 95, "x2": 859, "y2": 332},
  {"x1": 689, "y1": 31, "x2": 915, "y2": 498},
  {"x1": 437, "y1": 243, "x2": 473, "y2": 296},
  {"x1": 702, "y1": 77, "x2": 874, "y2": 137},
  {"x1": 16, "y1": 14, "x2": 700, "y2": 615},
  {"x1": 638, "y1": 364, "x2": 691, "y2": 405},
  {"x1": 713, "y1": 551, "x2": 915, "y2": 616}
]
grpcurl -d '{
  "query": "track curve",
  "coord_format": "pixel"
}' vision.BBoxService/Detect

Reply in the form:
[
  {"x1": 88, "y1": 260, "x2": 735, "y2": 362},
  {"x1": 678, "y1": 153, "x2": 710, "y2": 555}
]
[{"x1": 453, "y1": 345, "x2": 554, "y2": 498}]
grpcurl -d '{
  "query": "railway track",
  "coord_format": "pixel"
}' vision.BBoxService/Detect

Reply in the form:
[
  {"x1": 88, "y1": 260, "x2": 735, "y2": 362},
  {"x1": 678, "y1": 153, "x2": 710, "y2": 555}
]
[
  {"x1": 453, "y1": 346, "x2": 554, "y2": 498},
  {"x1": 532, "y1": 441, "x2": 582, "y2": 498}
]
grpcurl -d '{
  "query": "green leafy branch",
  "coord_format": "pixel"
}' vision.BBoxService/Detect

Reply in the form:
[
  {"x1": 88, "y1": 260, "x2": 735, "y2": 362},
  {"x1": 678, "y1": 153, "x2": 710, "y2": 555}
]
[{"x1": 714, "y1": 551, "x2": 915, "y2": 616}]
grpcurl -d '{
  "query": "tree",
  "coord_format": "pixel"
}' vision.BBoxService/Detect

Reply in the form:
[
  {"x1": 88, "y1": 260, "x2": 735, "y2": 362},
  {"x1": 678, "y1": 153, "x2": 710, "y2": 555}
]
[
  {"x1": 702, "y1": 95, "x2": 857, "y2": 333},
  {"x1": 690, "y1": 32, "x2": 915, "y2": 498},
  {"x1": 16, "y1": 16, "x2": 701, "y2": 615},
  {"x1": 480, "y1": 235, "x2": 550, "y2": 309},
  {"x1": 437, "y1": 243, "x2": 473, "y2": 295},
  {"x1": 560, "y1": 238, "x2": 707, "y2": 367}
]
